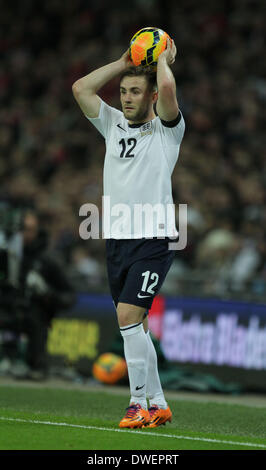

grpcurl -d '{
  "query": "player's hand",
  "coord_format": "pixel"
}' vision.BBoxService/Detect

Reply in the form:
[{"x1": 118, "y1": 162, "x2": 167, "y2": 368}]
[
  {"x1": 119, "y1": 49, "x2": 133, "y2": 69},
  {"x1": 159, "y1": 38, "x2": 177, "y2": 66}
]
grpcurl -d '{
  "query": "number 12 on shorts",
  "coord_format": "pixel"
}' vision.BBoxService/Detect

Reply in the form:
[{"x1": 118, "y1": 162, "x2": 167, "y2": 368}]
[{"x1": 141, "y1": 271, "x2": 159, "y2": 295}]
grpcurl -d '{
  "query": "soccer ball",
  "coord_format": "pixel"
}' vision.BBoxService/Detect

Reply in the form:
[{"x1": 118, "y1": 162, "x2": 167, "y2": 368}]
[
  {"x1": 92, "y1": 352, "x2": 127, "y2": 385},
  {"x1": 129, "y1": 27, "x2": 171, "y2": 67}
]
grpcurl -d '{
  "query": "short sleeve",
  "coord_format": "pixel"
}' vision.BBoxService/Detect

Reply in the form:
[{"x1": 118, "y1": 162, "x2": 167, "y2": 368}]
[
  {"x1": 159, "y1": 111, "x2": 186, "y2": 146},
  {"x1": 85, "y1": 99, "x2": 123, "y2": 139}
]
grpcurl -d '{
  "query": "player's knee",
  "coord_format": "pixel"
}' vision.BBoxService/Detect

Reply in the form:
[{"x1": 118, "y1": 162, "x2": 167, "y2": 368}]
[
  {"x1": 118, "y1": 311, "x2": 136, "y2": 327},
  {"x1": 117, "y1": 307, "x2": 142, "y2": 328}
]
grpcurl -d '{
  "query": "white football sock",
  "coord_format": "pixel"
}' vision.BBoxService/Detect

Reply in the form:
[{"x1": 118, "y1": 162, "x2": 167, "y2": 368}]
[
  {"x1": 120, "y1": 322, "x2": 148, "y2": 409},
  {"x1": 146, "y1": 330, "x2": 168, "y2": 409}
]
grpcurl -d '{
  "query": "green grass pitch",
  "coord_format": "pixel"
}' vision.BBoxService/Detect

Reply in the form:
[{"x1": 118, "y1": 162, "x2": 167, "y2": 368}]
[{"x1": 0, "y1": 384, "x2": 266, "y2": 451}]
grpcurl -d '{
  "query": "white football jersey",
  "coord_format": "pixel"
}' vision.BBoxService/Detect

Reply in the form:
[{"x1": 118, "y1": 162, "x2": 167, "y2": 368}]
[{"x1": 86, "y1": 99, "x2": 185, "y2": 239}]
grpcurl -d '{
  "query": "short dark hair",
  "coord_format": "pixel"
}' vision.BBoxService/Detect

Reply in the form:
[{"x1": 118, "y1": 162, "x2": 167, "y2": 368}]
[{"x1": 120, "y1": 66, "x2": 157, "y2": 92}]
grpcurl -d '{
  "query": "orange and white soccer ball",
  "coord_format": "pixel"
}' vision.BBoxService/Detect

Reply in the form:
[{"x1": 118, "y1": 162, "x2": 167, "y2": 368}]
[
  {"x1": 92, "y1": 353, "x2": 127, "y2": 385},
  {"x1": 129, "y1": 27, "x2": 171, "y2": 67}
]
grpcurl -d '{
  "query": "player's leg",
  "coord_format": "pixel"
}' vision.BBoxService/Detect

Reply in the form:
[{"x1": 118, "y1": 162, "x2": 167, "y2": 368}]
[
  {"x1": 107, "y1": 238, "x2": 175, "y2": 428},
  {"x1": 143, "y1": 315, "x2": 172, "y2": 427},
  {"x1": 117, "y1": 302, "x2": 150, "y2": 428},
  {"x1": 105, "y1": 240, "x2": 150, "y2": 427},
  {"x1": 117, "y1": 258, "x2": 174, "y2": 427},
  {"x1": 143, "y1": 315, "x2": 166, "y2": 405}
]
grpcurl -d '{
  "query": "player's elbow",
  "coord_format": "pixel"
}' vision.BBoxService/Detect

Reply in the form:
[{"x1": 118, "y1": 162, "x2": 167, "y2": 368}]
[
  {"x1": 72, "y1": 80, "x2": 83, "y2": 97},
  {"x1": 72, "y1": 80, "x2": 95, "y2": 101}
]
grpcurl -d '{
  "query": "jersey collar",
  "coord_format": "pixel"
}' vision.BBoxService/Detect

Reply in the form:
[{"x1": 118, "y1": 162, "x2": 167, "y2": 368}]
[{"x1": 128, "y1": 122, "x2": 146, "y2": 128}]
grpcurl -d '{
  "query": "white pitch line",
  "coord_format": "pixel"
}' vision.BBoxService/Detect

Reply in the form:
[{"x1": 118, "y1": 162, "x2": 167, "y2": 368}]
[{"x1": 0, "y1": 416, "x2": 265, "y2": 449}]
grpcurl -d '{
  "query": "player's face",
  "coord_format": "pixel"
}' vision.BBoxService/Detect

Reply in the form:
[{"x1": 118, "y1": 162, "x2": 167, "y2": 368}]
[{"x1": 120, "y1": 76, "x2": 156, "y2": 123}]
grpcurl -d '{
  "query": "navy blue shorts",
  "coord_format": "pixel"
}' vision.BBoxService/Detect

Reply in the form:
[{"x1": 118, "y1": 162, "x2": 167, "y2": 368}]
[{"x1": 105, "y1": 237, "x2": 176, "y2": 311}]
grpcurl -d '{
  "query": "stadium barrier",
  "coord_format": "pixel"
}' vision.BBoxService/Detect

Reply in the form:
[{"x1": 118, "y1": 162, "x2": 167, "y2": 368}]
[{"x1": 46, "y1": 293, "x2": 266, "y2": 391}]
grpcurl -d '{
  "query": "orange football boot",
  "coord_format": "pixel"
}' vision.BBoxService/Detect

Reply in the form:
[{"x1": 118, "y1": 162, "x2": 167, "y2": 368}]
[
  {"x1": 119, "y1": 403, "x2": 150, "y2": 429},
  {"x1": 145, "y1": 405, "x2": 172, "y2": 428}
]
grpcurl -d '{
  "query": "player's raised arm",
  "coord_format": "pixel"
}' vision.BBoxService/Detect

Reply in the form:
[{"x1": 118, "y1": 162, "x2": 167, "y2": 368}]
[
  {"x1": 72, "y1": 50, "x2": 132, "y2": 118},
  {"x1": 156, "y1": 38, "x2": 179, "y2": 122}
]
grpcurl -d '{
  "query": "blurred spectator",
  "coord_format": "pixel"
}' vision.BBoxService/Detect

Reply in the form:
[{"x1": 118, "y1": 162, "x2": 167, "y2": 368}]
[
  {"x1": 69, "y1": 244, "x2": 102, "y2": 289},
  {"x1": 0, "y1": 209, "x2": 75, "y2": 379}
]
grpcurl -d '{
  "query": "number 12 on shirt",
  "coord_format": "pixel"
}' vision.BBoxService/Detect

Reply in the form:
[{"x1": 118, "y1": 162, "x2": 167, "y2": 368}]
[{"x1": 119, "y1": 138, "x2": 137, "y2": 158}]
